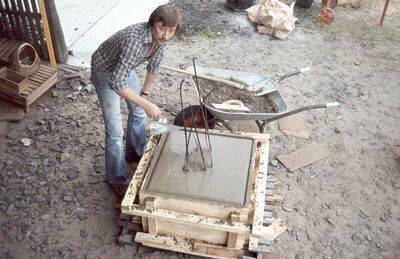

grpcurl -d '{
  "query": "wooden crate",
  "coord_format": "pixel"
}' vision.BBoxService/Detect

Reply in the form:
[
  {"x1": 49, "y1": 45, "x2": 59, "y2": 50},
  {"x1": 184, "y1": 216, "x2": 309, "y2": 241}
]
[
  {"x1": 0, "y1": 64, "x2": 58, "y2": 111},
  {"x1": 121, "y1": 130, "x2": 285, "y2": 258},
  {"x1": 0, "y1": 67, "x2": 29, "y2": 94}
]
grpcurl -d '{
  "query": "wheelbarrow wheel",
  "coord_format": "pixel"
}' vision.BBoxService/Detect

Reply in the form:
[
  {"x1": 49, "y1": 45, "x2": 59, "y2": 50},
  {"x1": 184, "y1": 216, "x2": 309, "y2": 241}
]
[
  {"x1": 295, "y1": 0, "x2": 313, "y2": 8},
  {"x1": 174, "y1": 105, "x2": 216, "y2": 129}
]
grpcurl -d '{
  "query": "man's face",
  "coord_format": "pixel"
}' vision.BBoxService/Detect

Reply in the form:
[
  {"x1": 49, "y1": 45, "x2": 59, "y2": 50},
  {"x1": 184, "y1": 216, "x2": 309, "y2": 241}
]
[{"x1": 151, "y1": 21, "x2": 177, "y2": 45}]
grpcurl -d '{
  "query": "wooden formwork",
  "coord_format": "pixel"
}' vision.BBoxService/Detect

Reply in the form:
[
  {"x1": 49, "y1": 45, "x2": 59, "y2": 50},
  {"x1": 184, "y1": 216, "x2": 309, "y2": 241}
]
[{"x1": 121, "y1": 130, "x2": 285, "y2": 258}]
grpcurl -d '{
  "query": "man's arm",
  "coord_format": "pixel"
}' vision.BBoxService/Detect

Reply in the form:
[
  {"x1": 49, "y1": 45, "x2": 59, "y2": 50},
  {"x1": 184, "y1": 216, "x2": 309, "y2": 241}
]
[
  {"x1": 141, "y1": 71, "x2": 156, "y2": 95},
  {"x1": 116, "y1": 87, "x2": 161, "y2": 119}
]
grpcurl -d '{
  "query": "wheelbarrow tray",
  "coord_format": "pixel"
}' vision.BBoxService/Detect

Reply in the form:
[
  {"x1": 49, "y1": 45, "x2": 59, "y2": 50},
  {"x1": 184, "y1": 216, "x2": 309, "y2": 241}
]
[{"x1": 186, "y1": 66, "x2": 288, "y2": 121}]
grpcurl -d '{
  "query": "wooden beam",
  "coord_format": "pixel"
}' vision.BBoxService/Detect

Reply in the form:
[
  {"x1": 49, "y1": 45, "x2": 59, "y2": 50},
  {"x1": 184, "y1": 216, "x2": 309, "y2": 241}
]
[
  {"x1": 125, "y1": 204, "x2": 252, "y2": 234},
  {"x1": 135, "y1": 232, "x2": 243, "y2": 259},
  {"x1": 121, "y1": 137, "x2": 158, "y2": 211},
  {"x1": 227, "y1": 212, "x2": 247, "y2": 249},
  {"x1": 44, "y1": 0, "x2": 68, "y2": 63},
  {"x1": 249, "y1": 140, "x2": 269, "y2": 251},
  {"x1": 146, "y1": 197, "x2": 158, "y2": 235},
  {"x1": 38, "y1": 0, "x2": 56, "y2": 67}
]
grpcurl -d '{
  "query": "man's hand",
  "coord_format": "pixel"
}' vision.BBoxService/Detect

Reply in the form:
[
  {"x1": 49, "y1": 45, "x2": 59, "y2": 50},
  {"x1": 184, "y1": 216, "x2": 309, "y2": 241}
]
[{"x1": 144, "y1": 102, "x2": 161, "y2": 119}]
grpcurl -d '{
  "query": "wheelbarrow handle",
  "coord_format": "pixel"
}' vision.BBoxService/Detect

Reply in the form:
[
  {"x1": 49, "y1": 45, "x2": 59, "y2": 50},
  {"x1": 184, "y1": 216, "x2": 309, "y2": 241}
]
[
  {"x1": 326, "y1": 101, "x2": 340, "y2": 108},
  {"x1": 264, "y1": 102, "x2": 340, "y2": 124}
]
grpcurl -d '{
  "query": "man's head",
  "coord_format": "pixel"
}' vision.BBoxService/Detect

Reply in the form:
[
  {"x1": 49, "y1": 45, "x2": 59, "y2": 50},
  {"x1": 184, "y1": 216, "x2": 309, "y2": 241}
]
[{"x1": 148, "y1": 5, "x2": 182, "y2": 45}]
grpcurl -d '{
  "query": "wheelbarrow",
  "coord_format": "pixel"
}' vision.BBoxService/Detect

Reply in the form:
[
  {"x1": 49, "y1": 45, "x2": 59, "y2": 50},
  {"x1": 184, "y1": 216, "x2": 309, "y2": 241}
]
[{"x1": 173, "y1": 66, "x2": 340, "y2": 133}]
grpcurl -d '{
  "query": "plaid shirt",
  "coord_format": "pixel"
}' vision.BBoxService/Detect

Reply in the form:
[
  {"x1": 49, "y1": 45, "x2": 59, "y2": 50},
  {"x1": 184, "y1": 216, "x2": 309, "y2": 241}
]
[{"x1": 91, "y1": 22, "x2": 165, "y2": 91}]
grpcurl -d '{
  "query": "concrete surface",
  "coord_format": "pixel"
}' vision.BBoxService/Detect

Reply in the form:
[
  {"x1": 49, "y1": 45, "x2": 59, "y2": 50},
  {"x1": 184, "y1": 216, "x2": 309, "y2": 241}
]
[
  {"x1": 55, "y1": 0, "x2": 168, "y2": 67},
  {"x1": 144, "y1": 130, "x2": 255, "y2": 207}
]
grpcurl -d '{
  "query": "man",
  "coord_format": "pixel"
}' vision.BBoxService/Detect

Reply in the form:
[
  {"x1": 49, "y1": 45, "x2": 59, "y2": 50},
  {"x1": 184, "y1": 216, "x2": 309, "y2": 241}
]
[{"x1": 90, "y1": 5, "x2": 182, "y2": 197}]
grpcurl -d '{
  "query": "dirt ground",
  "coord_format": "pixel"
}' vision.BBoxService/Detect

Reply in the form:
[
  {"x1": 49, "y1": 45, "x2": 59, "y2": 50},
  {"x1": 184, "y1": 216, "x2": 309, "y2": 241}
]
[{"x1": 1, "y1": 0, "x2": 399, "y2": 258}]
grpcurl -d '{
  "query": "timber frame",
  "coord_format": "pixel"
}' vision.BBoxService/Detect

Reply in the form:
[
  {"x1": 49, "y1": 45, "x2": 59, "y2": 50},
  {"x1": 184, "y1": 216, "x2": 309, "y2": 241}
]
[{"x1": 121, "y1": 129, "x2": 285, "y2": 258}]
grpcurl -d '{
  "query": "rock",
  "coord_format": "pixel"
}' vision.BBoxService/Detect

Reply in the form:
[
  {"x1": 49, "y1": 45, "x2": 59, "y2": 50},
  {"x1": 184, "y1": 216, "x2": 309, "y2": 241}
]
[
  {"x1": 119, "y1": 234, "x2": 135, "y2": 245},
  {"x1": 6, "y1": 203, "x2": 14, "y2": 216},
  {"x1": 312, "y1": 241, "x2": 325, "y2": 252},
  {"x1": 27, "y1": 124, "x2": 39, "y2": 132},
  {"x1": 326, "y1": 217, "x2": 335, "y2": 226},
  {"x1": 60, "y1": 152, "x2": 71, "y2": 163},
  {"x1": 137, "y1": 245, "x2": 154, "y2": 254},
  {"x1": 80, "y1": 229, "x2": 88, "y2": 238},
  {"x1": 332, "y1": 237, "x2": 340, "y2": 247},
  {"x1": 58, "y1": 247, "x2": 69, "y2": 256},
  {"x1": 295, "y1": 252, "x2": 304, "y2": 259},
  {"x1": 40, "y1": 214, "x2": 49, "y2": 220},
  {"x1": 49, "y1": 186, "x2": 56, "y2": 195},
  {"x1": 334, "y1": 127, "x2": 341, "y2": 133},
  {"x1": 7, "y1": 130, "x2": 19, "y2": 139},
  {"x1": 63, "y1": 195, "x2": 74, "y2": 202},
  {"x1": 282, "y1": 203, "x2": 293, "y2": 212},
  {"x1": 270, "y1": 159, "x2": 279, "y2": 167},
  {"x1": 88, "y1": 178, "x2": 102, "y2": 184},
  {"x1": 380, "y1": 216, "x2": 387, "y2": 221},
  {"x1": 77, "y1": 213, "x2": 89, "y2": 221},
  {"x1": 67, "y1": 171, "x2": 79, "y2": 180},
  {"x1": 366, "y1": 235, "x2": 372, "y2": 242}
]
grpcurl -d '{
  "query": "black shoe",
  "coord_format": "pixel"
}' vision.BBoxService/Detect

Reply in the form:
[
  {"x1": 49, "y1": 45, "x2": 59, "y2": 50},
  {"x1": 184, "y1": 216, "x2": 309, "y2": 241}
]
[
  {"x1": 110, "y1": 184, "x2": 128, "y2": 198},
  {"x1": 125, "y1": 151, "x2": 142, "y2": 163}
]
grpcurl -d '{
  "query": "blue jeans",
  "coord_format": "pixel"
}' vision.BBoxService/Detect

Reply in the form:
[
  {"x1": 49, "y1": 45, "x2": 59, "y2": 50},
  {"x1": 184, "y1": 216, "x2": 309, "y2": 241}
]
[{"x1": 91, "y1": 65, "x2": 147, "y2": 186}]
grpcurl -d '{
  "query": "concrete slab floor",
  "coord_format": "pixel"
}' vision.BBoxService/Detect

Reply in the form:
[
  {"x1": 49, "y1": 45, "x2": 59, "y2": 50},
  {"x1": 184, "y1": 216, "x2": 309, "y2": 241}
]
[
  {"x1": 55, "y1": 0, "x2": 168, "y2": 67},
  {"x1": 144, "y1": 130, "x2": 256, "y2": 207}
]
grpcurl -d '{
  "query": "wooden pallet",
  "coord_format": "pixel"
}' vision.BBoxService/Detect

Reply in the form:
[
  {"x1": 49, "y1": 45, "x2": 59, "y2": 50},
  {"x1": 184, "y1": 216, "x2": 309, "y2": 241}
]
[
  {"x1": 0, "y1": 63, "x2": 58, "y2": 111},
  {"x1": 121, "y1": 130, "x2": 285, "y2": 258}
]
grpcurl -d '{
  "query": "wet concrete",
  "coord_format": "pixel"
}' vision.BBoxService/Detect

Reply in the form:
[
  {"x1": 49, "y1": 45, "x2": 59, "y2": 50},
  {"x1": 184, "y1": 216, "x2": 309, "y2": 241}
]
[{"x1": 144, "y1": 130, "x2": 255, "y2": 207}]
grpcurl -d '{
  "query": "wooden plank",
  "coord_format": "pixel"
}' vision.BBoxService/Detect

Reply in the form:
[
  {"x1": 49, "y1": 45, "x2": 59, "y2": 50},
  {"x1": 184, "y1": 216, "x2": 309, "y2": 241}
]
[
  {"x1": 44, "y1": 0, "x2": 68, "y2": 63},
  {"x1": 135, "y1": 232, "x2": 241, "y2": 259},
  {"x1": 157, "y1": 220, "x2": 227, "y2": 245},
  {"x1": 38, "y1": 0, "x2": 56, "y2": 67},
  {"x1": 30, "y1": 0, "x2": 47, "y2": 59},
  {"x1": 145, "y1": 197, "x2": 158, "y2": 235},
  {"x1": 193, "y1": 242, "x2": 244, "y2": 258},
  {"x1": 9, "y1": 0, "x2": 24, "y2": 40},
  {"x1": 16, "y1": 0, "x2": 30, "y2": 42},
  {"x1": 139, "y1": 192, "x2": 250, "y2": 221},
  {"x1": 125, "y1": 204, "x2": 252, "y2": 235},
  {"x1": 121, "y1": 137, "x2": 159, "y2": 211},
  {"x1": 227, "y1": 212, "x2": 247, "y2": 249},
  {"x1": 3, "y1": 1, "x2": 17, "y2": 39},
  {"x1": 249, "y1": 140, "x2": 269, "y2": 252},
  {"x1": 0, "y1": 3, "x2": 11, "y2": 39},
  {"x1": 23, "y1": 0, "x2": 40, "y2": 50}
]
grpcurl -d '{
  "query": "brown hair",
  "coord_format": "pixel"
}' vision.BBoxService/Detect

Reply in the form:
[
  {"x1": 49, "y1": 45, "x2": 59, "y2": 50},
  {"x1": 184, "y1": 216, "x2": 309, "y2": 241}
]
[{"x1": 148, "y1": 5, "x2": 182, "y2": 31}]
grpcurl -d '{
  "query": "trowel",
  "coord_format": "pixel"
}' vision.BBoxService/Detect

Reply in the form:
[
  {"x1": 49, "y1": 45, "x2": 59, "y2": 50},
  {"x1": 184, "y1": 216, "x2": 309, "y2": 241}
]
[
  {"x1": 149, "y1": 117, "x2": 168, "y2": 135},
  {"x1": 254, "y1": 79, "x2": 277, "y2": 97}
]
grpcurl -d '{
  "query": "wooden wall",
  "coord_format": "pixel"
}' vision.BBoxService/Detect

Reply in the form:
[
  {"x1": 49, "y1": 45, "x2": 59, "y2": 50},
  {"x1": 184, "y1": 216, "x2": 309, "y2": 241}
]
[{"x1": 0, "y1": 0, "x2": 67, "y2": 63}]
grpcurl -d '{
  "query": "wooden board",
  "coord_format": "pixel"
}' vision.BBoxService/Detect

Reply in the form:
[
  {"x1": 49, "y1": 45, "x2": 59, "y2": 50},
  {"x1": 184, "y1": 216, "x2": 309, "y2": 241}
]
[
  {"x1": 135, "y1": 232, "x2": 244, "y2": 259},
  {"x1": 0, "y1": 63, "x2": 58, "y2": 111},
  {"x1": 277, "y1": 142, "x2": 330, "y2": 172}
]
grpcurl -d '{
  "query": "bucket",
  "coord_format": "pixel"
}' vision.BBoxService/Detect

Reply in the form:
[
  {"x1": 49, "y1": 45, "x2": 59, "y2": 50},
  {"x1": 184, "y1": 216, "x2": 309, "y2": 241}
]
[
  {"x1": 8, "y1": 43, "x2": 40, "y2": 76},
  {"x1": 226, "y1": 0, "x2": 256, "y2": 10}
]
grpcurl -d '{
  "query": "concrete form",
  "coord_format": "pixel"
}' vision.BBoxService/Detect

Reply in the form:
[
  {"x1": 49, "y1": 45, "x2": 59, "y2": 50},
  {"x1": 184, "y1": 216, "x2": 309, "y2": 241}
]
[{"x1": 121, "y1": 129, "x2": 285, "y2": 258}]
